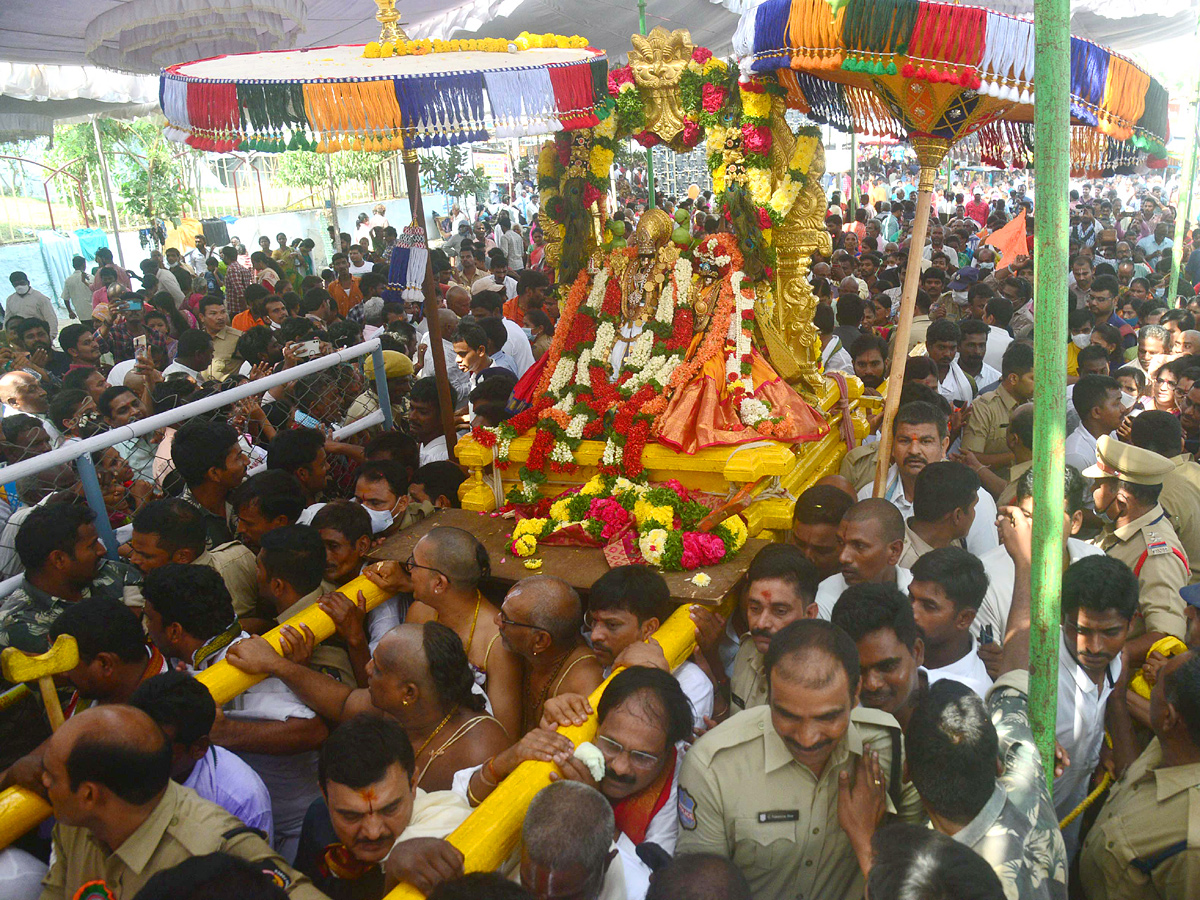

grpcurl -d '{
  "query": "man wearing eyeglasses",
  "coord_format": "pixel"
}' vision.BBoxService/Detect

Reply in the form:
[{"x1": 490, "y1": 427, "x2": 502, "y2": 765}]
[{"x1": 465, "y1": 666, "x2": 695, "y2": 900}]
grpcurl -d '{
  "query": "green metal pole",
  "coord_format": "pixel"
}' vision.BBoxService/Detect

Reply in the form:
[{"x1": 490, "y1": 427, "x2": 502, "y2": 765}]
[
  {"x1": 638, "y1": 0, "x2": 655, "y2": 208},
  {"x1": 1029, "y1": 0, "x2": 1071, "y2": 788},
  {"x1": 1170, "y1": 30, "x2": 1200, "y2": 303}
]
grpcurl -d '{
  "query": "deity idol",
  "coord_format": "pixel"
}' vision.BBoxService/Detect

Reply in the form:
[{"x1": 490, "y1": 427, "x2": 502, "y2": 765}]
[
  {"x1": 655, "y1": 232, "x2": 828, "y2": 453},
  {"x1": 515, "y1": 211, "x2": 826, "y2": 475}
]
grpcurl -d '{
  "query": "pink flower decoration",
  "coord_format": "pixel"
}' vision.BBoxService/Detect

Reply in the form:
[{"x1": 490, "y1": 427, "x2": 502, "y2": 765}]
[
  {"x1": 583, "y1": 183, "x2": 603, "y2": 205},
  {"x1": 701, "y1": 83, "x2": 727, "y2": 114},
  {"x1": 662, "y1": 479, "x2": 689, "y2": 500},
  {"x1": 610, "y1": 66, "x2": 634, "y2": 88},
  {"x1": 681, "y1": 120, "x2": 702, "y2": 146},
  {"x1": 756, "y1": 207, "x2": 773, "y2": 230},
  {"x1": 634, "y1": 131, "x2": 660, "y2": 148},
  {"x1": 741, "y1": 123, "x2": 772, "y2": 155},
  {"x1": 692, "y1": 47, "x2": 713, "y2": 64},
  {"x1": 588, "y1": 497, "x2": 631, "y2": 540}
]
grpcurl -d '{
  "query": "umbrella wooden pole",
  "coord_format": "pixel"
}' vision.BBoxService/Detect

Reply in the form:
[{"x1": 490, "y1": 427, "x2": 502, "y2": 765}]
[
  {"x1": 403, "y1": 149, "x2": 459, "y2": 460},
  {"x1": 873, "y1": 136, "x2": 949, "y2": 496}
]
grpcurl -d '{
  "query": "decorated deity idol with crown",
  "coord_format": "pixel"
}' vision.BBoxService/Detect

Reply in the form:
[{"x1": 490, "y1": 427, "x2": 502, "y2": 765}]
[{"x1": 496, "y1": 214, "x2": 826, "y2": 481}]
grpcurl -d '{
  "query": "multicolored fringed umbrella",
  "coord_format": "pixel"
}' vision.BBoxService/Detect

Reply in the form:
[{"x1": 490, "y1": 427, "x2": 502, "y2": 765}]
[
  {"x1": 731, "y1": 0, "x2": 1168, "y2": 495},
  {"x1": 734, "y1": 0, "x2": 1168, "y2": 177},
  {"x1": 160, "y1": 40, "x2": 608, "y2": 153}
]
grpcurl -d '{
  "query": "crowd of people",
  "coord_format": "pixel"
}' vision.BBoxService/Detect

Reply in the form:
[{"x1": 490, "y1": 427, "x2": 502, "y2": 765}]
[{"x1": 0, "y1": 163, "x2": 1196, "y2": 900}]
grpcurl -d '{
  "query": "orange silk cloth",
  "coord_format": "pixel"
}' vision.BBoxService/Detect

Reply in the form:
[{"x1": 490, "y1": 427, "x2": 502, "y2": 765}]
[{"x1": 657, "y1": 344, "x2": 829, "y2": 454}]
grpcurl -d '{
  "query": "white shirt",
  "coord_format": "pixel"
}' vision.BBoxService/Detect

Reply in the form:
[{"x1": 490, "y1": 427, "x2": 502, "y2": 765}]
[
  {"x1": 3, "y1": 289, "x2": 58, "y2": 338},
  {"x1": 1053, "y1": 632, "x2": 1120, "y2": 836},
  {"x1": 984, "y1": 326, "x2": 1013, "y2": 371},
  {"x1": 498, "y1": 229, "x2": 525, "y2": 270},
  {"x1": 348, "y1": 261, "x2": 373, "y2": 276},
  {"x1": 815, "y1": 567, "x2": 914, "y2": 620},
  {"x1": 973, "y1": 539, "x2": 1103, "y2": 643},
  {"x1": 60, "y1": 271, "x2": 93, "y2": 314},
  {"x1": 922, "y1": 634, "x2": 993, "y2": 699},
  {"x1": 966, "y1": 360, "x2": 1002, "y2": 392},
  {"x1": 861, "y1": 465, "x2": 1000, "y2": 556},
  {"x1": 153, "y1": 267, "x2": 185, "y2": 304},
  {"x1": 820, "y1": 337, "x2": 854, "y2": 375},
  {"x1": 938, "y1": 358, "x2": 975, "y2": 405},
  {"x1": 162, "y1": 360, "x2": 201, "y2": 379},
  {"x1": 420, "y1": 437, "x2": 450, "y2": 466},
  {"x1": 1064, "y1": 422, "x2": 1102, "y2": 474},
  {"x1": 499, "y1": 317, "x2": 534, "y2": 376},
  {"x1": 616, "y1": 757, "x2": 680, "y2": 900},
  {"x1": 416, "y1": 333, "x2": 472, "y2": 400}
]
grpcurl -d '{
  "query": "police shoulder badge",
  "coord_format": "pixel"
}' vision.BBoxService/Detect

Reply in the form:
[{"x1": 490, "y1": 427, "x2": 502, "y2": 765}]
[{"x1": 678, "y1": 786, "x2": 697, "y2": 831}]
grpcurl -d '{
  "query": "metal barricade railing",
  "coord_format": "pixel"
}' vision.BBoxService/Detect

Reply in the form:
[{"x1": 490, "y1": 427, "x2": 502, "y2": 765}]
[
  {"x1": 0, "y1": 338, "x2": 394, "y2": 563},
  {"x1": 0, "y1": 336, "x2": 397, "y2": 848}
]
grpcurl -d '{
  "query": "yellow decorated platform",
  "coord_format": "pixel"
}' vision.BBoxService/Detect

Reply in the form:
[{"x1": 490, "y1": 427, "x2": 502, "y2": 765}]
[{"x1": 455, "y1": 374, "x2": 871, "y2": 538}]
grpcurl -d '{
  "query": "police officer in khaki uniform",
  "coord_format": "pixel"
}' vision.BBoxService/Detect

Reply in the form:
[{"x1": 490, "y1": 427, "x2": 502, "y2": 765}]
[
  {"x1": 1084, "y1": 435, "x2": 1189, "y2": 656},
  {"x1": 839, "y1": 441, "x2": 878, "y2": 492},
  {"x1": 1079, "y1": 651, "x2": 1200, "y2": 899},
  {"x1": 678, "y1": 621, "x2": 923, "y2": 900},
  {"x1": 729, "y1": 546, "x2": 820, "y2": 713},
  {"x1": 960, "y1": 342, "x2": 1036, "y2": 483},
  {"x1": 39, "y1": 706, "x2": 325, "y2": 899}
]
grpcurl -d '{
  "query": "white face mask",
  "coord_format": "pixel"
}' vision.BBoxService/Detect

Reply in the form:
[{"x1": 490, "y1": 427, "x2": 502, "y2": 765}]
[
  {"x1": 360, "y1": 498, "x2": 401, "y2": 534},
  {"x1": 14, "y1": 285, "x2": 29, "y2": 295},
  {"x1": 1071, "y1": 334, "x2": 1092, "y2": 349}
]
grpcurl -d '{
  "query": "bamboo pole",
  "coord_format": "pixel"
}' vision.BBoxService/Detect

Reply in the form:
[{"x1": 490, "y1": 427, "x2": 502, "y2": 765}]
[
  {"x1": 1029, "y1": 0, "x2": 1071, "y2": 786},
  {"x1": 0, "y1": 573, "x2": 391, "y2": 849},
  {"x1": 873, "y1": 136, "x2": 949, "y2": 496},
  {"x1": 403, "y1": 149, "x2": 459, "y2": 461}
]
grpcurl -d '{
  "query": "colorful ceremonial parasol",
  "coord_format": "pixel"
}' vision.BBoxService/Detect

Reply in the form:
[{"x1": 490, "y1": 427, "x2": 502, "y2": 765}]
[
  {"x1": 158, "y1": 32, "x2": 610, "y2": 468},
  {"x1": 160, "y1": 40, "x2": 608, "y2": 152},
  {"x1": 732, "y1": 0, "x2": 1169, "y2": 494}
]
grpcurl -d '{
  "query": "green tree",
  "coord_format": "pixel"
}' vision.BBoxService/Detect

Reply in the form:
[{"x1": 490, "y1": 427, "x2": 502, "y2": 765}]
[
  {"x1": 419, "y1": 145, "x2": 488, "y2": 205},
  {"x1": 274, "y1": 150, "x2": 394, "y2": 189},
  {"x1": 47, "y1": 119, "x2": 194, "y2": 222}
]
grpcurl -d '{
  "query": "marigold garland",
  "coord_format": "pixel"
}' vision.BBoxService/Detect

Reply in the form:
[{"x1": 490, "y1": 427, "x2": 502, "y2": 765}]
[{"x1": 362, "y1": 32, "x2": 589, "y2": 58}]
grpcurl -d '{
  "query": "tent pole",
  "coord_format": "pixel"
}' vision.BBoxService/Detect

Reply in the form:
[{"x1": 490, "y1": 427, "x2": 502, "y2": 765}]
[
  {"x1": 1029, "y1": 0, "x2": 1071, "y2": 786},
  {"x1": 848, "y1": 131, "x2": 857, "y2": 219},
  {"x1": 638, "y1": 0, "x2": 655, "y2": 209},
  {"x1": 1170, "y1": 19, "x2": 1200, "y2": 301},
  {"x1": 326, "y1": 155, "x2": 340, "y2": 238},
  {"x1": 404, "y1": 149, "x2": 459, "y2": 461},
  {"x1": 873, "y1": 136, "x2": 948, "y2": 497},
  {"x1": 91, "y1": 117, "x2": 125, "y2": 270}
]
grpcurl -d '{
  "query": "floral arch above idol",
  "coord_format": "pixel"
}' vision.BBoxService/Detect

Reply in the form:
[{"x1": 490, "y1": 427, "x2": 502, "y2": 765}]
[{"x1": 472, "y1": 28, "x2": 834, "y2": 570}]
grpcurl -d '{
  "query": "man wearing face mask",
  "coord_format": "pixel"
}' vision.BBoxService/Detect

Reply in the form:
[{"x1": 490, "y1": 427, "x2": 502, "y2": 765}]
[
  {"x1": 354, "y1": 460, "x2": 410, "y2": 536},
  {"x1": 4, "y1": 272, "x2": 57, "y2": 336},
  {"x1": 1085, "y1": 436, "x2": 1189, "y2": 666}
]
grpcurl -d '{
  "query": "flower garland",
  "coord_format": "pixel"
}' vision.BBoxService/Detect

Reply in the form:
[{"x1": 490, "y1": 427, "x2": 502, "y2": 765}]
[
  {"x1": 363, "y1": 32, "x2": 589, "y2": 58},
  {"x1": 609, "y1": 46, "x2": 715, "y2": 150},
  {"x1": 505, "y1": 475, "x2": 749, "y2": 572},
  {"x1": 477, "y1": 246, "x2": 694, "y2": 494}
]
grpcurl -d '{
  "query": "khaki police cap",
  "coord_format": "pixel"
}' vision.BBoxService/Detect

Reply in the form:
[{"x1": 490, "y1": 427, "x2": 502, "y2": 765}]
[{"x1": 1081, "y1": 434, "x2": 1174, "y2": 486}]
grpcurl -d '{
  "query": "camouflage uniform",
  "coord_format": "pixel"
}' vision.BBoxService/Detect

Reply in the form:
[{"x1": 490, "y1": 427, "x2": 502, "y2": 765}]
[
  {"x1": 0, "y1": 559, "x2": 142, "y2": 655},
  {"x1": 965, "y1": 671, "x2": 1069, "y2": 900}
]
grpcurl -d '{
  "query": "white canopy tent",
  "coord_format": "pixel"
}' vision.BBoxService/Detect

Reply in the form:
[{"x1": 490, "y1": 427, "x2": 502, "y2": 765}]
[
  {"x1": 0, "y1": 62, "x2": 158, "y2": 142},
  {"x1": 0, "y1": 0, "x2": 1193, "y2": 74}
]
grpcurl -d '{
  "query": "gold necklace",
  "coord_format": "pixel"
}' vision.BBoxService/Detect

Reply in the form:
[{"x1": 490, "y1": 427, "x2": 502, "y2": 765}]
[
  {"x1": 414, "y1": 705, "x2": 459, "y2": 759},
  {"x1": 466, "y1": 594, "x2": 482, "y2": 658}
]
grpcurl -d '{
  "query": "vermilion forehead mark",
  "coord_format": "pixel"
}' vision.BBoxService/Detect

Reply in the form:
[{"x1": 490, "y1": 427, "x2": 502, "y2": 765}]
[
  {"x1": 759, "y1": 588, "x2": 773, "y2": 601},
  {"x1": 358, "y1": 788, "x2": 377, "y2": 804}
]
